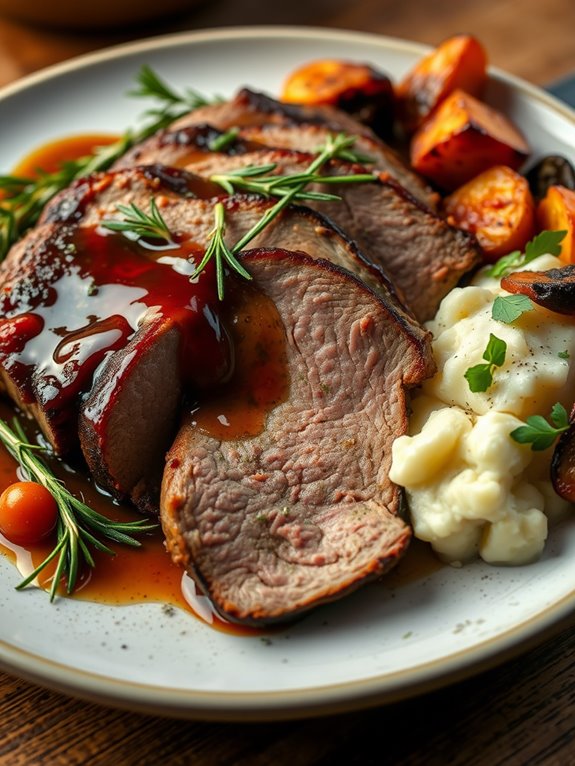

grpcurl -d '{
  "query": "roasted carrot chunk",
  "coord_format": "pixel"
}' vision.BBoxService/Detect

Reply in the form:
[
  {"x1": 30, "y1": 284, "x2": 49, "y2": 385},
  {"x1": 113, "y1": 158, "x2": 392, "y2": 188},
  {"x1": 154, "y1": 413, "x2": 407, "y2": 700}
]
[
  {"x1": 410, "y1": 89, "x2": 530, "y2": 191},
  {"x1": 501, "y1": 265, "x2": 575, "y2": 315},
  {"x1": 280, "y1": 59, "x2": 394, "y2": 137},
  {"x1": 537, "y1": 185, "x2": 575, "y2": 263},
  {"x1": 444, "y1": 165, "x2": 535, "y2": 261},
  {"x1": 396, "y1": 34, "x2": 488, "y2": 134}
]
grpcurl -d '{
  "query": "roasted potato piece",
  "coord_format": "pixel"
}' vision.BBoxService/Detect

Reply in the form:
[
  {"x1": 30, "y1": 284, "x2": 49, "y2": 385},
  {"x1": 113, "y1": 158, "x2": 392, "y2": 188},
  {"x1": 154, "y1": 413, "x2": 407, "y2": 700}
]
[
  {"x1": 410, "y1": 89, "x2": 530, "y2": 191},
  {"x1": 526, "y1": 155, "x2": 575, "y2": 200},
  {"x1": 280, "y1": 59, "x2": 394, "y2": 138},
  {"x1": 444, "y1": 165, "x2": 535, "y2": 261},
  {"x1": 537, "y1": 185, "x2": 575, "y2": 263},
  {"x1": 396, "y1": 34, "x2": 487, "y2": 134},
  {"x1": 501, "y1": 265, "x2": 575, "y2": 315}
]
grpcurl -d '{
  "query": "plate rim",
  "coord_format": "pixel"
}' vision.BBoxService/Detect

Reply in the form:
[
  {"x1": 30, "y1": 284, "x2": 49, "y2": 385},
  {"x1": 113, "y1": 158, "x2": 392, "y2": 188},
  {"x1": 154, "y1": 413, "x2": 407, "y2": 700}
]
[
  {"x1": 1, "y1": 24, "x2": 573, "y2": 121},
  {"x1": 0, "y1": 24, "x2": 574, "y2": 721},
  {"x1": 1, "y1": 591, "x2": 574, "y2": 721}
]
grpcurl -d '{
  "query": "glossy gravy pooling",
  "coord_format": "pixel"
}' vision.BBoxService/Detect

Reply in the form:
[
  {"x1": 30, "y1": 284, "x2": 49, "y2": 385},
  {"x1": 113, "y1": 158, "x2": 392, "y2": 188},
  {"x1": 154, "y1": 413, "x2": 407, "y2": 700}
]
[
  {"x1": 0, "y1": 134, "x2": 440, "y2": 633},
  {"x1": 0, "y1": 225, "x2": 231, "y2": 448},
  {"x1": 0, "y1": 400, "x2": 251, "y2": 634},
  {"x1": 11, "y1": 134, "x2": 119, "y2": 177},
  {"x1": 0, "y1": 135, "x2": 288, "y2": 633},
  {"x1": 190, "y1": 274, "x2": 290, "y2": 440}
]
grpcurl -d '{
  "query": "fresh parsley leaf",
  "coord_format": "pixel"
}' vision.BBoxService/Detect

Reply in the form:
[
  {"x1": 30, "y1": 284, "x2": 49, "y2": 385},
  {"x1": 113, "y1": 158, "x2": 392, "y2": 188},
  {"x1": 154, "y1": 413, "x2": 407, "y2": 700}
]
[
  {"x1": 524, "y1": 229, "x2": 566, "y2": 260},
  {"x1": 492, "y1": 294, "x2": 534, "y2": 324},
  {"x1": 486, "y1": 249, "x2": 522, "y2": 279},
  {"x1": 464, "y1": 364, "x2": 494, "y2": 393},
  {"x1": 559, "y1": 350, "x2": 570, "y2": 359},
  {"x1": 483, "y1": 333, "x2": 507, "y2": 367},
  {"x1": 510, "y1": 402, "x2": 570, "y2": 451},
  {"x1": 487, "y1": 230, "x2": 567, "y2": 279},
  {"x1": 550, "y1": 402, "x2": 570, "y2": 429},
  {"x1": 464, "y1": 334, "x2": 507, "y2": 393}
]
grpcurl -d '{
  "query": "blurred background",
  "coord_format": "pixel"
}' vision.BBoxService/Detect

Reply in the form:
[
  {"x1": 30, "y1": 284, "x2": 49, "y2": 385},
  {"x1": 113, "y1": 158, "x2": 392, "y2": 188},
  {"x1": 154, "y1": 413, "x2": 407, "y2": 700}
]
[{"x1": 0, "y1": 0, "x2": 574, "y2": 92}]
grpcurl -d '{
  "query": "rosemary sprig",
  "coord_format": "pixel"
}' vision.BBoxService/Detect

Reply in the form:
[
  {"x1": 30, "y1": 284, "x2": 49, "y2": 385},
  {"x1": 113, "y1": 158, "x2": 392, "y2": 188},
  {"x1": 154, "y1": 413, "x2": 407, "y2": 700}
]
[
  {"x1": 190, "y1": 133, "x2": 375, "y2": 297},
  {"x1": 192, "y1": 202, "x2": 253, "y2": 300},
  {"x1": 0, "y1": 417, "x2": 157, "y2": 601},
  {"x1": 233, "y1": 133, "x2": 372, "y2": 252},
  {"x1": 101, "y1": 199, "x2": 175, "y2": 246},
  {"x1": 128, "y1": 64, "x2": 217, "y2": 114},
  {"x1": 211, "y1": 164, "x2": 375, "y2": 201},
  {"x1": 0, "y1": 66, "x2": 215, "y2": 260}
]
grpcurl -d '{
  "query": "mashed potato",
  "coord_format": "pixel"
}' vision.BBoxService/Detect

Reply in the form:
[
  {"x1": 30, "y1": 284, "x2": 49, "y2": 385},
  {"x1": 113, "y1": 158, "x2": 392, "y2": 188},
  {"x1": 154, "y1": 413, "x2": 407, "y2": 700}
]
[{"x1": 390, "y1": 254, "x2": 575, "y2": 565}]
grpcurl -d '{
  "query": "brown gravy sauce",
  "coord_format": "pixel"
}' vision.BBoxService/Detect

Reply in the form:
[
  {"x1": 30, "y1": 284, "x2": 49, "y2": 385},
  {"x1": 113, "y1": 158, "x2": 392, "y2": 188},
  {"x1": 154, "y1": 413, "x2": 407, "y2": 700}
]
[{"x1": 0, "y1": 134, "x2": 440, "y2": 634}]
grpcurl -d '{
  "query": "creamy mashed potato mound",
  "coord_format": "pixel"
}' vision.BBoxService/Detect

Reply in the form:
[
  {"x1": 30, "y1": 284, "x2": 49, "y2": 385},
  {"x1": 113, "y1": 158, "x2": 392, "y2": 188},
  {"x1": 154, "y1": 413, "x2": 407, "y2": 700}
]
[{"x1": 390, "y1": 254, "x2": 575, "y2": 565}]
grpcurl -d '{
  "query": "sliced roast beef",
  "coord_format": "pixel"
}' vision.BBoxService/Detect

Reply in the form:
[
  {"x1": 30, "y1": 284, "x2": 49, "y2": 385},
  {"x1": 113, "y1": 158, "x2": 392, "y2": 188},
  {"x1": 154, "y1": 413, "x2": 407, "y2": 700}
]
[
  {"x1": 117, "y1": 87, "x2": 436, "y2": 209},
  {"x1": 115, "y1": 141, "x2": 480, "y2": 321},
  {"x1": 78, "y1": 193, "x2": 432, "y2": 510},
  {"x1": 0, "y1": 167, "x2": 228, "y2": 461},
  {"x1": 0, "y1": 164, "x2": 431, "y2": 509},
  {"x1": 161, "y1": 248, "x2": 428, "y2": 625},
  {"x1": 189, "y1": 148, "x2": 480, "y2": 321},
  {"x1": 80, "y1": 314, "x2": 186, "y2": 513}
]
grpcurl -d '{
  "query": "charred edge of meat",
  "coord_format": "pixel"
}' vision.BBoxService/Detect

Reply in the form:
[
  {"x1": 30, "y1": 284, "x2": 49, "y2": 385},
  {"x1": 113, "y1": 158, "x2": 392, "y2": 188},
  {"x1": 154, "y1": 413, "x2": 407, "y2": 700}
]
[
  {"x1": 115, "y1": 123, "x2": 259, "y2": 169},
  {"x1": 39, "y1": 164, "x2": 221, "y2": 225}
]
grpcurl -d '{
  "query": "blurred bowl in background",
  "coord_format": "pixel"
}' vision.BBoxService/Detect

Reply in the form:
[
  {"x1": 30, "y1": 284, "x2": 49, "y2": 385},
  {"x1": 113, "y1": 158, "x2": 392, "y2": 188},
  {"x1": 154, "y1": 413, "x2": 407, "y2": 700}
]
[{"x1": 0, "y1": 0, "x2": 198, "y2": 30}]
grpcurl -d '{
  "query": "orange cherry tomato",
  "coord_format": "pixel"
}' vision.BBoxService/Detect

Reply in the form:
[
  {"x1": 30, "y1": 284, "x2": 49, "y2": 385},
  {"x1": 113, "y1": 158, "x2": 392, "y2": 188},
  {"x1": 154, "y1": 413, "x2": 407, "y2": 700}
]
[{"x1": 0, "y1": 481, "x2": 58, "y2": 545}]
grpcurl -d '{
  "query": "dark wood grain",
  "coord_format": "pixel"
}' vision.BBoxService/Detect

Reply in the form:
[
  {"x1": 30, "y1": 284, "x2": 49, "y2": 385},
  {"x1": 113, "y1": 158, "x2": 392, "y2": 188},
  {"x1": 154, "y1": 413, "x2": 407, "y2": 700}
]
[{"x1": 0, "y1": 1, "x2": 574, "y2": 763}]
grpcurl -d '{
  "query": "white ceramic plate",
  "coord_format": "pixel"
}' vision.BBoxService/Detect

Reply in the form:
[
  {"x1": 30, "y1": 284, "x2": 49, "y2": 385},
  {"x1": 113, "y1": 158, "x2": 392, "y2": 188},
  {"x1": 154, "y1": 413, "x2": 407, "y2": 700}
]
[{"x1": 0, "y1": 26, "x2": 574, "y2": 722}]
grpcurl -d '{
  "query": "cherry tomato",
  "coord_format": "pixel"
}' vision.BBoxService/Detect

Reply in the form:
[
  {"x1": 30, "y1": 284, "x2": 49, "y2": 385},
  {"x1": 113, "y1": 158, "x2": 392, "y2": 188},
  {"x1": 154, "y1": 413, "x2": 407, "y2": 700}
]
[{"x1": 0, "y1": 481, "x2": 58, "y2": 545}]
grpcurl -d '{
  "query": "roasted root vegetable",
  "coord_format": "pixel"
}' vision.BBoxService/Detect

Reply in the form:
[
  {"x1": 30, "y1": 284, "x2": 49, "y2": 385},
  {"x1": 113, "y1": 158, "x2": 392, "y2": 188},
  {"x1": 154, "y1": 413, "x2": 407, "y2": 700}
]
[
  {"x1": 501, "y1": 265, "x2": 575, "y2": 315},
  {"x1": 280, "y1": 59, "x2": 395, "y2": 138},
  {"x1": 396, "y1": 34, "x2": 487, "y2": 134},
  {"x1": 552, "y1": 415, "x2": 575, "y2": 503},
  {"x1": 526, "y1": 155, "x2": 575, "y2": 200},
  {"x1": 410, "y1": 89, "x2": 530, "y2": 191},
  {"x1": 444, "y1": 165, "x2": 535, "y2": 261},
  {"x1": 537, "y1": 185, "x2": 575, "y2": 262}
]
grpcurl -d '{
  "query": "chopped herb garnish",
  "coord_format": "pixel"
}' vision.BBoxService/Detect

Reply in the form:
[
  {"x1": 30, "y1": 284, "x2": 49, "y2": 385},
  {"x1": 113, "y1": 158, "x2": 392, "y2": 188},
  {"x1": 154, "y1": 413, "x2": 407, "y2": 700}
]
[
  {"x1": 559, "y1": 350, "x2": 570, "y2": 359},
  {"x1": 464, "y1": 333, "x2": 507, "y2": 393},
  {"x1": 487, "y1": 230, "x2": 567, "y2": 279},
  {"x1": 491, "y1": 294, "x2": 534, "y2": 324},
  {"x1": 510, "y1": 402, "x2": 570, "y2": 451}
]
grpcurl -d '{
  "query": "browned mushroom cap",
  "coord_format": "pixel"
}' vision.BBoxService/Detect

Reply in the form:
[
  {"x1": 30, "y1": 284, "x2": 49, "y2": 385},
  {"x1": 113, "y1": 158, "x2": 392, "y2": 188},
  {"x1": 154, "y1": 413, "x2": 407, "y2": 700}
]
[
  {"x1": 552, "y1": 415, "x2": 575, "y2": 503},
  {"x1": 501, "y1": 265, "x2": 575, "y2": 315}
]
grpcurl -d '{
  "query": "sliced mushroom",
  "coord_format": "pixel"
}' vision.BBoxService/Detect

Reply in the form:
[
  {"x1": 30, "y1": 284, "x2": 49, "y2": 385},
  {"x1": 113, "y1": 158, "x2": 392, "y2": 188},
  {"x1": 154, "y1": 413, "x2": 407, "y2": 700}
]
[{"x1": 501, "y1": 265, "x2": 575, "y2": 315}]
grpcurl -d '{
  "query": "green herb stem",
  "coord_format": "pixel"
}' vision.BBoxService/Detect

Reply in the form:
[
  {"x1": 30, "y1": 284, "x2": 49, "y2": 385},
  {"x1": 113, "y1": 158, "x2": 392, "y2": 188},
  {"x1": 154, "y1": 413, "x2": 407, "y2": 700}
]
[
  {"x1": 0, "y1": 66, "x2": 215, "y2": 259},
  {"x1": 0, "y1": 417, "x2": 157, "y2": 601},
  {"x1": 232, "y1": 133, "x2": 369, "y2": 253}
]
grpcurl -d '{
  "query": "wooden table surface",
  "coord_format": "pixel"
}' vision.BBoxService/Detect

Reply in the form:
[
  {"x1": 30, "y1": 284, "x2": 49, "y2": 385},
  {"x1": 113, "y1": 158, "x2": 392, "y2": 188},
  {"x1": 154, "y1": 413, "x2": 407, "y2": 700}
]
[{"x1": 0, "y1": 1, "x2": 574, "y2": 764}]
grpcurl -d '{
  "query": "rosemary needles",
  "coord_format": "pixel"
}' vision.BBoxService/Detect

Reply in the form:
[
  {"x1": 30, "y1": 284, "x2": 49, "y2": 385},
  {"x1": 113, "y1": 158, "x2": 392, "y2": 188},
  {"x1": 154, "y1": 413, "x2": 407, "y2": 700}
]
[{"x1": 0, "y1": 417, "x2": 157, "y2": 601}]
